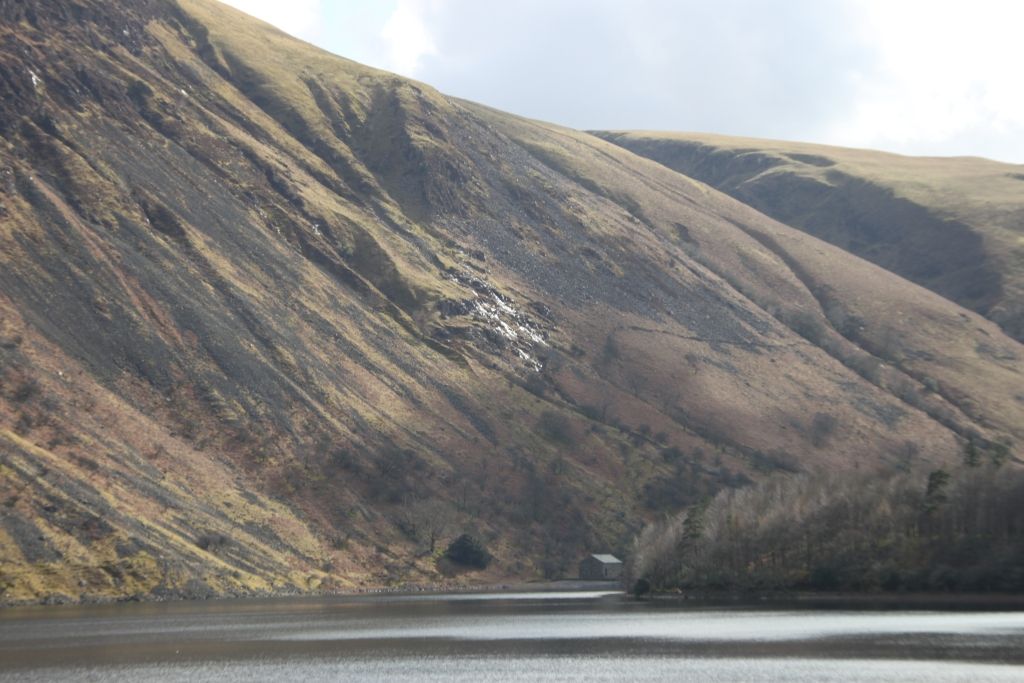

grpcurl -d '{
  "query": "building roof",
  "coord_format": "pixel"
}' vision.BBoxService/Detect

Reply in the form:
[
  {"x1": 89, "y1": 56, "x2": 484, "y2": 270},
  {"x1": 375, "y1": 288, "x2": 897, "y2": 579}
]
[{"x1": 589, "y1": 554, "x2": 622, "y2": 564}]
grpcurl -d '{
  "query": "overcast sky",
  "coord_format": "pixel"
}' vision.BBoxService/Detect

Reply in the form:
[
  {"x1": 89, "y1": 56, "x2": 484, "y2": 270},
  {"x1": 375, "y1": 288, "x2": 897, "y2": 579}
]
[{"x1": 222, "y1": 0, "x2": 1024, "y2": 163}]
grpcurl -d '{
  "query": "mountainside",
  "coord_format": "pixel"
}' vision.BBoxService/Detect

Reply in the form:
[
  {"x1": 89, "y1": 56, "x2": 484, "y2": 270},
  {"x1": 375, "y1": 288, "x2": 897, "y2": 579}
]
[
  {"x1": 1, "y1": 0, "x2": 1021, "y2": 604},
  {"x1": 595, "y1": 131, "x2": 1024, "y2": 341}
]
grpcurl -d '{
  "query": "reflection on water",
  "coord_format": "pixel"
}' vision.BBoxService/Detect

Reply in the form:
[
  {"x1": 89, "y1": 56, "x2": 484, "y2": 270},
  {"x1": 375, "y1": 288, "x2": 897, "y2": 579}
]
[
  {"x1": 12, "y1": 658, "x2": 1024, "y2": 683},
  {"x1": 1, "y1": 591, "x2": 1023, "y2": 682}
]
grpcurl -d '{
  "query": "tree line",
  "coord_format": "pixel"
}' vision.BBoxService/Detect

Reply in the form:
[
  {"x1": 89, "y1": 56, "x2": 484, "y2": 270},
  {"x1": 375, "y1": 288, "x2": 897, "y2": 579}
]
[{"x1": 628, "y1": 457, "x2": 1024, "y2": 595}]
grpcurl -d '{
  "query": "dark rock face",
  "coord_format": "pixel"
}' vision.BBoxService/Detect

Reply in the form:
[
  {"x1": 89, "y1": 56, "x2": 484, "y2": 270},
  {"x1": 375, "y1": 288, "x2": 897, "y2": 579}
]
[{"x1": 0, "y1": 0, "x2": 1020, "y2": 604}]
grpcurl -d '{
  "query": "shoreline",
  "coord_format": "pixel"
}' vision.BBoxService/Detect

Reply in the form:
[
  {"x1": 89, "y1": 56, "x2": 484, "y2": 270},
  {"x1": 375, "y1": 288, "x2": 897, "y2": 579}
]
[
  {"x1": 6, "y1": 580, "x2": 1024, "y2": 611},
  {"x1": 0, "y1": 579, "x2": 624, "y2": 610},
  {"x1": 642, "y1": 589, "x2": 1024, "y2": 610}
]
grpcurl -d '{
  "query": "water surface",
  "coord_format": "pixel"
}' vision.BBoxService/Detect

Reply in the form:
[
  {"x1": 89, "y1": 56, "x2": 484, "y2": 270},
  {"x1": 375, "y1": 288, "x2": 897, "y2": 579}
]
[{"x1": 2, "y1": 591, "x2": 1022, "y2": 681}]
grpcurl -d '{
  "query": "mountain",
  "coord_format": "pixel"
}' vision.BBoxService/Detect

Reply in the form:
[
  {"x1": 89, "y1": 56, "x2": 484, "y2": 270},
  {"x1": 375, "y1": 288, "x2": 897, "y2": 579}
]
[
  {"x1": 594, "y1": 131, "x2": 1024, "y2": 342},
  {"x1": 0, "y1": 0, "x2": 1021, "y2": 604}
]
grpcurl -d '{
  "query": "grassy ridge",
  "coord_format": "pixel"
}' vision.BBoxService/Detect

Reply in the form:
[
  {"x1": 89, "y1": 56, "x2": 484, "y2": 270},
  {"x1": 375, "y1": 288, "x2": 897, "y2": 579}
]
[{"x1": 596, "y1": 131, "x2": 1024, "y2": 341}]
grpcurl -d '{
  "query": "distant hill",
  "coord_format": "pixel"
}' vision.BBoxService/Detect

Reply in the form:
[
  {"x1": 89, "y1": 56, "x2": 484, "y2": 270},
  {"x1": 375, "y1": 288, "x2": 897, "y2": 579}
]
[
  {"x1": 594, "y1": 131, "x2": 1024, "y2": 342},
  {"x1": 0, "y1": 0, "x2": 1021, "y2": 604}
]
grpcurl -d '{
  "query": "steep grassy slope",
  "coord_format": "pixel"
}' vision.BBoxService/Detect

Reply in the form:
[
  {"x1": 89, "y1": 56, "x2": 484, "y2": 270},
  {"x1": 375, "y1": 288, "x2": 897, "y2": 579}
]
[
  {"x1": 595, "y1": 131, "x2": 1024, "y2": 341},
  {"x1": 0, "y1": 0, "x2": 1021, "y2": 604}
]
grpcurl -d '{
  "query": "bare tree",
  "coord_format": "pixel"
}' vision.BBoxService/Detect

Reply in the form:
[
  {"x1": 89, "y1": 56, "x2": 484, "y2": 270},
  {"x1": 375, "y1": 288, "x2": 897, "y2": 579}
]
[{"x1": 398, "y1": 499, "x2": 456, "y2": 554}]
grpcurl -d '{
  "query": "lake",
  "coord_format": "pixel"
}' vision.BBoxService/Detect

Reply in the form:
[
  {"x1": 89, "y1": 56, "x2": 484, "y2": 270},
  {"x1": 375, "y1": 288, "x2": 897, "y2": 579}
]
[{"x1": 1, "y1": 590, "x2": 1023, "y2": 681}]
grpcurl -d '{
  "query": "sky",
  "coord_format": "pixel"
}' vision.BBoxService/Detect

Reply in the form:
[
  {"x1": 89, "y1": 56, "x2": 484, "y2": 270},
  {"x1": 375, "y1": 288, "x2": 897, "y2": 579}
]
[{"x1": 220, "y1": 0, "x2": 1024, "y2": 163}]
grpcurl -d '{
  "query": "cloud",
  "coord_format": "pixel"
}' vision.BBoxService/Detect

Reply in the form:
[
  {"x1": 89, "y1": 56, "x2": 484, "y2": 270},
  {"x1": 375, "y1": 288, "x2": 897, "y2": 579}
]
[
  {"x1": 384, "y1": 0, "x2": 873, "y2": 144},
  {"x1": 238, "y1": 0, "x2": 1024, "y2": 162},
  {"x1": 379, "y1": 0, "x2": 438, "y2": 76},
  {"x1": 830, "y1": 0, "x2": 1024, "y2": 160},
  {"x1": 219, "y1": 0, "x2": 324, "y2": 42}
]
